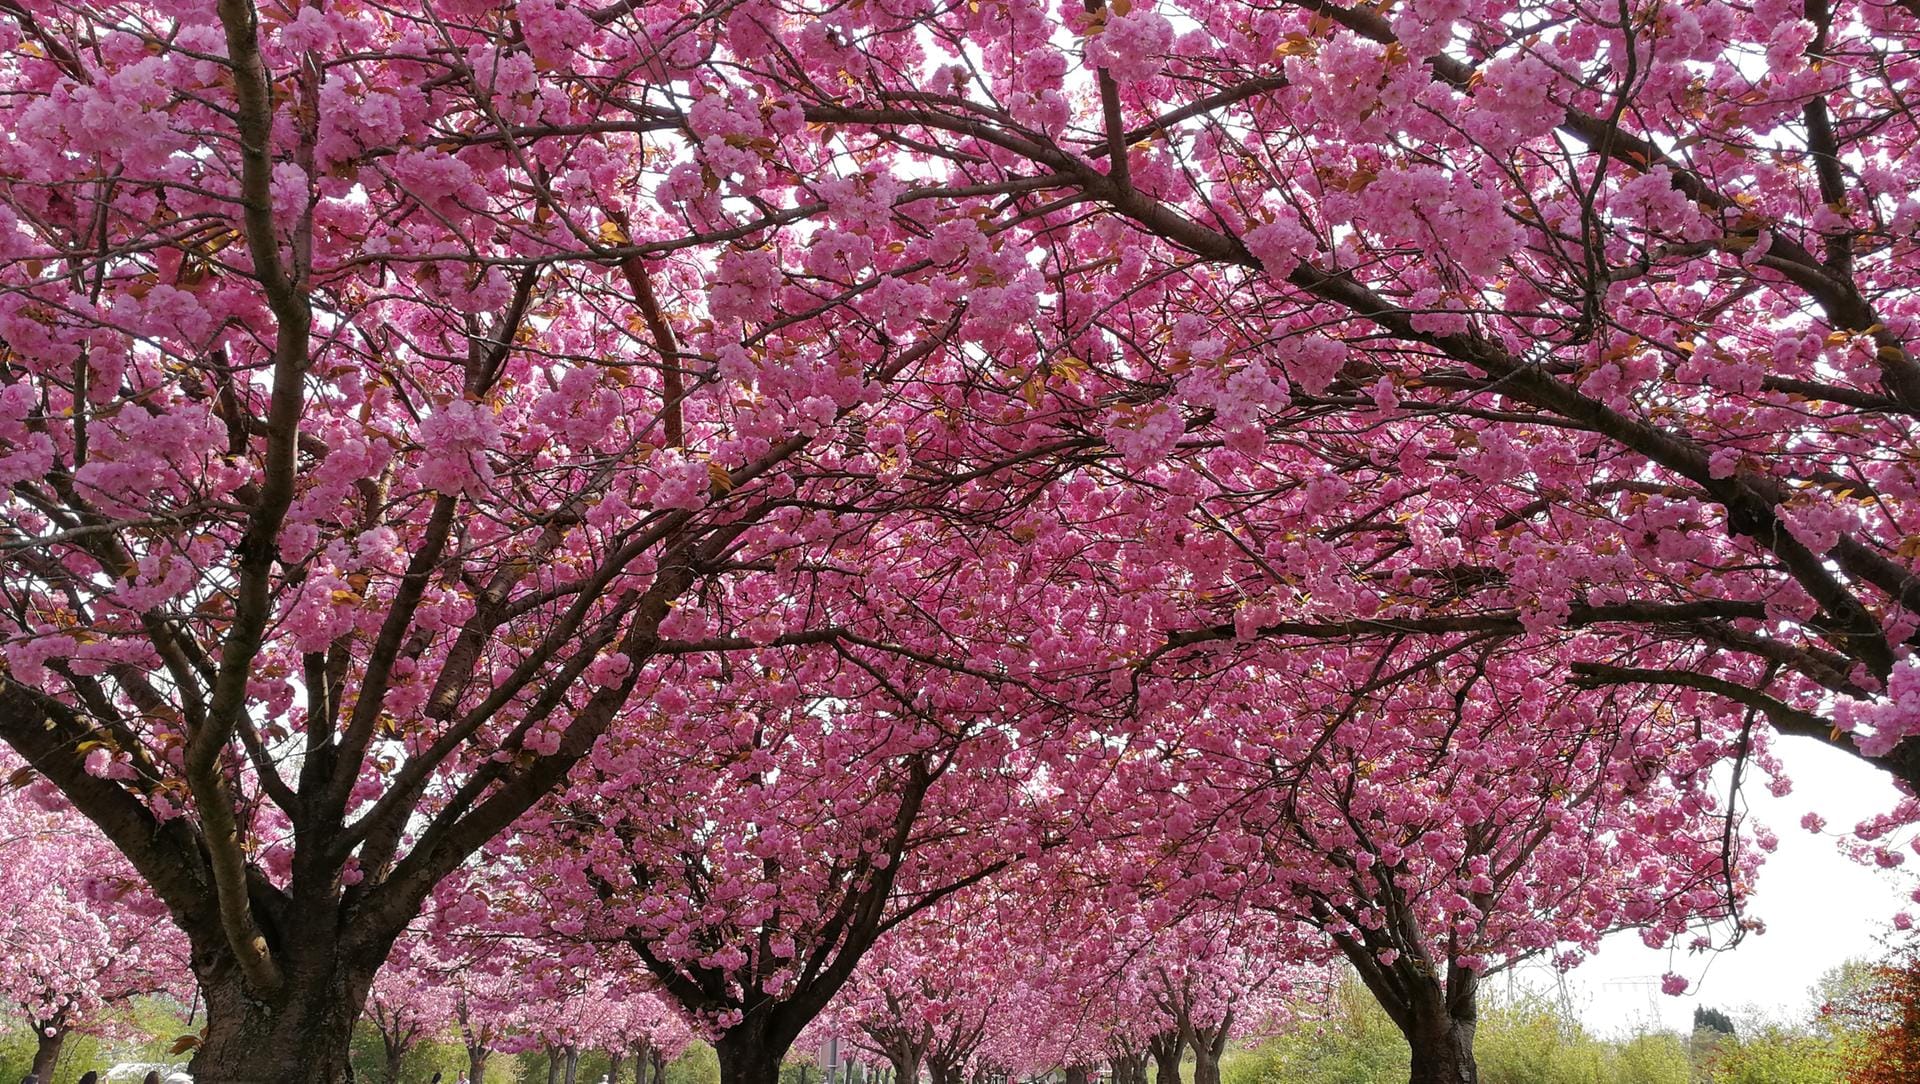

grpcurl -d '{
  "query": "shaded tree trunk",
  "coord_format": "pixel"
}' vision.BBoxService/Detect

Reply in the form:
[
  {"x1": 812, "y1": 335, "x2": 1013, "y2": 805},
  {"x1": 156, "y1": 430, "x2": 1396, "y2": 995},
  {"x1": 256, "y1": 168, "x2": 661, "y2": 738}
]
[
  {"x1": 610, "y1": 1052, "x2": 626, "y2": 1084},
  {"x1": 548, "y1": 1047, "x2": 564, "y2": 1084},
  {"x1": 1146, "y1": 1031, "x2": 1182, "y2": 1084},
  {"x1": 1186, "y1": 1018, "x2": 1229, "y2": 1084},
  {"x1": 926, "y1": 1056, "x2": 963, "y2": 1084},
  {"x1": 650, "y1": 1050, "x2": 669, "y2": 1084},
  {"x1": 30, "y1": 1027, "x2": 67, "y2": 1084},
  {"x1": 1340, "y1": 935, "x2": 1479, "y2": 1084},
  {"x1": 1402, "y1": 993, "x2": 1477, "y2": 1084},
  {"x1": 467, "y1": 1043, "x2": 489, "y2": 1084},
  {"x1": 189, "y1": 961, "x2": 379, "y2": 1084},
  {"x1": 885, "y1": 1053, "x2": 920, "y2": 1084},
  {"x1": 715, "y1": 1021, "x2": 791, "y2": 1084},
  {"x1": 564, "y1": 1047, "x2": 580, "y2": 1084}
]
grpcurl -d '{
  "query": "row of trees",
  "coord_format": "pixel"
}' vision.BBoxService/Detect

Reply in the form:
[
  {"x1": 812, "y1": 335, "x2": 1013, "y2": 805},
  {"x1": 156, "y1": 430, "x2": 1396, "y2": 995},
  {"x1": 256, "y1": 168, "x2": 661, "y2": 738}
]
[{"x1": 4, "y1": 0, "x2": 1920, "y2": 1082}]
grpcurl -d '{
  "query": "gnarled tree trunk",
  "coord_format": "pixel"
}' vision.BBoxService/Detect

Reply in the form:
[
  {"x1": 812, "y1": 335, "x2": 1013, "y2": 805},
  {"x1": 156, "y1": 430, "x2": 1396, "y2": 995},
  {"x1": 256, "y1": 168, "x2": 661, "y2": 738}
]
[
  {"x1": 1402, "y1": 986, "x2": 1478, "y2": 1084},
  {"x1": 714, "y1": 1019, "x2": 790, "y2": 1084},
  {"x1": 190, "y1": 957, "x2": 379, "y2": 1084}
]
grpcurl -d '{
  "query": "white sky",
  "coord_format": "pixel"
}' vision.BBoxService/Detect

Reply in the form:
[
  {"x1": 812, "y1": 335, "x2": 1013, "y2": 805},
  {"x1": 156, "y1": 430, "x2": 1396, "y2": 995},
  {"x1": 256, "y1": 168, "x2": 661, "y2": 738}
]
[{"x1": 1502, "y1": 736, "x2": 1917, "y2": 1037}]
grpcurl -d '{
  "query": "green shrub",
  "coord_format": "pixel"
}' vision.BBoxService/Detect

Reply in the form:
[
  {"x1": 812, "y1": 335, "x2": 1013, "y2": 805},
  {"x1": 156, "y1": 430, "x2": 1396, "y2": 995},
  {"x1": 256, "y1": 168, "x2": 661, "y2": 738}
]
[{"x1": 1703, "y1": 1028, "x2": 1842, "y2": 1084}]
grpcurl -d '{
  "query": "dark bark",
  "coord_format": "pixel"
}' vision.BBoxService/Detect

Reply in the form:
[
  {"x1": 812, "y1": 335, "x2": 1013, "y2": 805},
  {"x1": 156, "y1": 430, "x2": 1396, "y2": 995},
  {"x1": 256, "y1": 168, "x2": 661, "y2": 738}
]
[
  {"x1": 546, "y1": 1048, "x2": 562, "y2": 1084},
  {"x1": 610, "y1": 1052, "x2": 627, "y2": 1084},
  {"x1": 1340, "y1": 936, "x2": 1479, "y2": 1084},
  {"x1": 1405, "y1": 1011, "x2": 1478, "y2": 1084},
  {"x1": 715, "y1": 1022, "x2": 790, "y2": 1084},
  {"x1": 382, "y1": 1032, "x2": 411, "y2": 1081},
  {"x1": 189, "y1": 961, "x2": 379, "y2": 1084},
  {"x1": 31, "y1": 1027, "x2": 67, "y2": 1084},
  {"x1": 1392, "y1": 969, "x2": 1479, "y2": 1084},
  {"x1": 564, "y1": 1047, "x2": 580, "y2": 1084},
  {"x1": 466, "y1": 1044, "x2": 489, "y2": 1084},
  {"x1": 1146, "y1": 1030, "x2": 1182, "y2": 1084},
  {"x1": 927, "y1": 1056, "x2": 964, "y2": 1084},
  {"x1": 650, "y1": 1049, "x2": 668, "y2": 1084},
  {"x1": 1186, "y1": 1018, "x2": 1229, "y2": 1084}
]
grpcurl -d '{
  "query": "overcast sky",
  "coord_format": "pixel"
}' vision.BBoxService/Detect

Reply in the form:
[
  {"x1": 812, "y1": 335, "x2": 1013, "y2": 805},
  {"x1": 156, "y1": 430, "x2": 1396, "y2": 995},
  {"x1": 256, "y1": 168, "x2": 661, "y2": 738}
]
[{"x1": 1500, "y1": 737, "x2": 1917, "y2": 1037}]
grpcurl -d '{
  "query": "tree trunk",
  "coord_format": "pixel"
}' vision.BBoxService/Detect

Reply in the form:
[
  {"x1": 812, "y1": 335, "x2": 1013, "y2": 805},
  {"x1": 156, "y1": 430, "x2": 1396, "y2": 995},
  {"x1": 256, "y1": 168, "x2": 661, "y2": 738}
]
[
  {"x1": 1063, "y1": 1065, "x2": 1090, "y2": 1084},
  {"x1": 31, "y1": 1027, "x2": 67, "y2": 1084},
  {"x1": 189, "y1": 964, "x2": 376, "y2": 1084},
  {"x1": 565, "y1": 1046, "x2": 580, "y2": 1084},
  {"x1": 1146, "y1": 1032, "x2": 1182, "y2": 1084},
  {"x1": 467, "y1": 1044, "x2": 489, "y2": 1084},
  {"x1": 651, "y1": 1050, "x2": 668, "y2": 1084},
  {"x1": 610, "y1": 1052, "x2": 626, "y2": 1084},
  {"x1": 1188, "y1": 1022, "x2": 1228, "y2": 1084},
  {"x1": 1404, "y1": 1008, "x2": 1477, "y2": 1084},
  {"x1": 714, "y1": 1030, "x2": 787, "y2": 1084}
]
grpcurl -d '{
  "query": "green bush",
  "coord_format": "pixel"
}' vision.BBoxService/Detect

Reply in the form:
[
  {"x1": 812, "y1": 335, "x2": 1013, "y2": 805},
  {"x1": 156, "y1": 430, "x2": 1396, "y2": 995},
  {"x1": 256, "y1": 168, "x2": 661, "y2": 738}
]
[
  {"x1": 1222, "y1": 979, "x2": 1408, "y2": 1084},
  {"x1": 1609, "y1": 1032, "x2": 1690, "y2": 1084},
  {"x1": 1702, "y1": 1028, "x2": 1842, "y2": 1084},
  {"x1": 1474, "y1": 998, "x2": 1607, "y2": 1084}
]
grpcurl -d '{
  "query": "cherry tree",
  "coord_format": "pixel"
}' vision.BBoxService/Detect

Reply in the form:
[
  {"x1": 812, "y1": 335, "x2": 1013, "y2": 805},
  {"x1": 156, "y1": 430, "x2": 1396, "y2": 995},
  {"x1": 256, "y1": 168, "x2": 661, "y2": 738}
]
[
  {"x1": 1143, "y1": 920, "x2": 1301, "y2": 1084},
  {"x1": 408, "y1": 929, "x2": 530, "y2": 1084},
  {"x1": 0, "y1": 771, "x2": 189, "y2": 1083},
  {"x1": 0, "y1": 2, "x2": 1094, "y2": 1079},
  {"x1": 365, "y1": 945, "x2": 458, "y2": 1082},
  {"x1": 831, "y1": 914, "x2": 1009, "y2": 1084},
  {"x1": 1117, "y1": 645, "x2": 1761, "y2": 1084},
  {"x1": 511, "y1": 968, "x2": 609, "y2": 1084},
  {"x1": 598, "y1": 991, "x2": 695, "y2": 1084},
  {"x1": 488, "y1": 639, "x2": 1086, "y2": 1084},
  {"x1": 1000, "y1": 880, "x2": 1308, "y2": 1084}
]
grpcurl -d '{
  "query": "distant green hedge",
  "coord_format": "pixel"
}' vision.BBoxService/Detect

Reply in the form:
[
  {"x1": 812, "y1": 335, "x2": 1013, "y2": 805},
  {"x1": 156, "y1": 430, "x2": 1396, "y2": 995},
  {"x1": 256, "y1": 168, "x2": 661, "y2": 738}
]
[{"x1": 1221, "y1": 979, "x2": 1843, "y2": 1084}]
